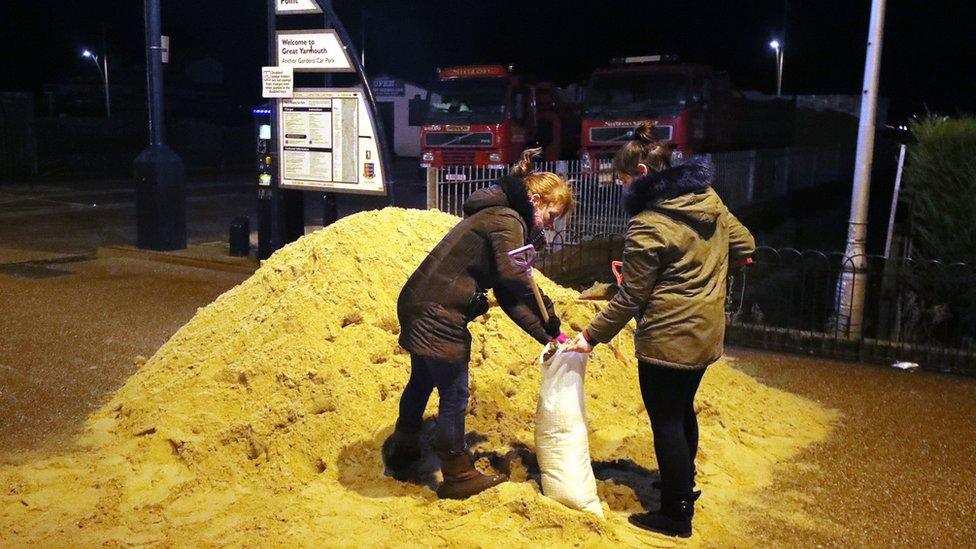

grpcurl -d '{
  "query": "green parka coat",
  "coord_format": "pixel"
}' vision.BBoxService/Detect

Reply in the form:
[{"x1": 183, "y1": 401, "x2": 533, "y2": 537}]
[{"x1": 585, "y1": 157, "x2": 755, "y2": 370}]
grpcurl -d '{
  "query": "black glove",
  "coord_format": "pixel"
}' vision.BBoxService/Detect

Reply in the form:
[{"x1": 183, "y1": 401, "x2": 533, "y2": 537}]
[{"x1": 544, "y1": 315, "x2": 562, "y2": 339}]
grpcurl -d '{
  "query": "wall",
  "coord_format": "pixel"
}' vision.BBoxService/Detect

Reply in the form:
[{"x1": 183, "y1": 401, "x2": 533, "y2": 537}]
[{"x1": 373, "y1": 76, "x2": 425, "y2": 157}]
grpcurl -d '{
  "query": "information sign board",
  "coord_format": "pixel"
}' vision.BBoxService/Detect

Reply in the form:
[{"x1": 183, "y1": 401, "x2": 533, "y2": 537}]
[{"x1": 278, "y1": 89, "x2": 386, "y2": 195}]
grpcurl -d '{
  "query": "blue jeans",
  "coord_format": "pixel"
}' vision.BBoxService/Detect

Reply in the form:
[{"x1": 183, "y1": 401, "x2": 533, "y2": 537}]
[{"x1": 396, "y1": 354, "x2": 470, "y2": 455}]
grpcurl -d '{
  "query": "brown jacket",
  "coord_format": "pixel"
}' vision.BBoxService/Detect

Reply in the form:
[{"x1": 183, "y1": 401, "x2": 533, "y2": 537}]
[
  {"x1": 398, "y1": 176, "x2": 557, "y2": 363},
  {"x1": 585, "y1": 157, "x2": 755, "y2": 370}
]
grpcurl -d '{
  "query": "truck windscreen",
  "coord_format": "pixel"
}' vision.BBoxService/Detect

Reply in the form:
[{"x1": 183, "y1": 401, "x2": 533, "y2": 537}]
[
  {"x1": 426, "y1": 79, "x2": 507, "y2": 124},
  {"x1": 584, "y1": 73, "x2": 689, "y2": 117}
]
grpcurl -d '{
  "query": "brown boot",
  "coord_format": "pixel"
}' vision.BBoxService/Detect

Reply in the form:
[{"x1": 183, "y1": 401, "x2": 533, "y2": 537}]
[{"x1": 436, "y1": 451, "x2": 507, "y2": 499}]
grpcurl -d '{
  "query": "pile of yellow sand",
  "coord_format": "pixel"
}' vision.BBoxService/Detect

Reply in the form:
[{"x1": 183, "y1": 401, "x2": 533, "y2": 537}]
[{"x1": 0, "y1": 208, "x2": 837, "y2": 546}]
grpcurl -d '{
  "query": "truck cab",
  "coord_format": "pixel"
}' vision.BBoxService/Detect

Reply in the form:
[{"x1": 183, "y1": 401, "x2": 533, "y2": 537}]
[
  {"x1": 579, "y1": 55, "x2": 729, "y2": 174},
  {"x1": 420, "y1": 65, "x2": 576, "y2": 168}
]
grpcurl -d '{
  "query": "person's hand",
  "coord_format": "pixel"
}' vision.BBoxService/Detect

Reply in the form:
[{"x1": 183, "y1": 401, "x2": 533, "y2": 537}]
[
  {"x1": 543, "y1": 314, "x2": 561, "y2": 339},
  {"x1": 564, "y1": 333, "x2": 594, "y2": 354}
]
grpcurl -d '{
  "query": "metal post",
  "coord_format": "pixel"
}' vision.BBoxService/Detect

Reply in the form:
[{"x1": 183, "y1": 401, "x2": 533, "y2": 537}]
[
  {"x1": 133, "y1": 0, "x2": 186, "y2": 251},
  {"x1": 426, "y1": 167, "x2": 438, "y2": 210},
  {"x1": 101, "y1": 26, "x2": 111, "y2": 117},
  {"x1": 102, "y1": 55, "x2": 111, "y2": 117},
  {"x1": 145, "y1": 0, "x2": 164, "y2": 146},
  {"x1": 884, "y1": 144, "x2": 907, "y2": 258},
  {"x1": 318, "y1": 0, "x2": 395, "y2": 207},
  {"x1": 836, "y1": 0, "x2": 887, "y2": 338},
  {"x1": 776, "y1": 48, "x2": 784, "y2": 97},
  {"x1": 265, "y1": 0, "x2": 282, "y2": 252}
]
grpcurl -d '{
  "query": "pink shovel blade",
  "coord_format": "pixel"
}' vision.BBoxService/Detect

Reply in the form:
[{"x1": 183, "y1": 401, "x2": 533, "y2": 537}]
[{"x1": 506, "y1": 244, "x2": 536, "y2": 273}]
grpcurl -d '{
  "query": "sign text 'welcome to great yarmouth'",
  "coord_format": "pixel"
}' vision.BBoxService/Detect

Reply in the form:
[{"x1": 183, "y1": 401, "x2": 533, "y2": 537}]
[{"x1": 276, "y1": 30, "x2": 354, "y2": 73}]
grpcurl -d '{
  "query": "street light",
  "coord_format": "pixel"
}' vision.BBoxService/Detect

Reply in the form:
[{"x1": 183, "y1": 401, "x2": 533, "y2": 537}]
[
  {"x1": 769, "y1": 40, "x2": 784, "y2": 96},
  {"x1": 81, "y1": 48, "x2": 111, "y2": 117}
]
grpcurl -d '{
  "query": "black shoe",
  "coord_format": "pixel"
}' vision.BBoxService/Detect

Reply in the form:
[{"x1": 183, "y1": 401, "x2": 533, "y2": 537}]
[
  {"x1": 381, "y1": 429, "x2": 422, "y2": 480},
  {"x1": 628, "y1": 498, "x2": 694, "y2": 538}
]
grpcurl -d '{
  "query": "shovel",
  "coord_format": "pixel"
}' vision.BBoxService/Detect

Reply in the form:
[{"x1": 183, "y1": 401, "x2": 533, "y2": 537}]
[{"x1": 506, "y1": 244, "x2": 549, "y2": 323}]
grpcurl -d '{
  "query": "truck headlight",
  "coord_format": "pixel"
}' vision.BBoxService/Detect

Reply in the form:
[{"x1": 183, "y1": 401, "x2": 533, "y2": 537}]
[
  {"x1": 422, "y1": 152, "x2": 434, "y2": 162},
  {"x1": 671, "y1": 149, "x2": 684, "y2": 164},
  {"x1": 488, "y1": 152, "x2": 502, "y2": 163}
]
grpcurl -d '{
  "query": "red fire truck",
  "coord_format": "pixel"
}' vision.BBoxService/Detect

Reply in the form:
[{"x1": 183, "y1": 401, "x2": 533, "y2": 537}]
[
  {"x1": 579, "y1": 55, "x2": 732, "y2": 173},
  {"x1": 420, "y1": 65, "x2": 578, "y2": 168}
]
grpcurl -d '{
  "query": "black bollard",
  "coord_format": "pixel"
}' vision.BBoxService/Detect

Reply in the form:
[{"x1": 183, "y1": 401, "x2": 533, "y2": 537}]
[{"x1": 229, "y1": 216, "x2": 251, "y2": 257}]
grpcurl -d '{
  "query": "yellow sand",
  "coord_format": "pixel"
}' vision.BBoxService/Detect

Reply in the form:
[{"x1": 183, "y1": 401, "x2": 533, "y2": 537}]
[{"x1": 0, "y1": 208, "x2": 837, "y2": 547}]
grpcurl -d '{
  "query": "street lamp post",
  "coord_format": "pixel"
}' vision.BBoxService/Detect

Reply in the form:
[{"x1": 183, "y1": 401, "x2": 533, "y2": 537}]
[
  {"x1": 82, "y1": 49, "x2": 111, "y2": 117},
  {"x1": 769, "y1": 40, "x2": 784, "y2": 96},
  {"x1": 133, "y1": 0, "x2": 186, "y2": 251}
]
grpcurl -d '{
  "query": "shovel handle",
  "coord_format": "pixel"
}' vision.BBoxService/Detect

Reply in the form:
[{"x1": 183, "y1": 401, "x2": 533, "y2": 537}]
[{"x1": 529, "y1": 278, "x2": 550, "y2": 323}]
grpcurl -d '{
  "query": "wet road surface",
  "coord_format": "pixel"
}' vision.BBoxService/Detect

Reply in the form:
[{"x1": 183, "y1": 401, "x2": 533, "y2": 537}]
[{"x1": 732, "y1": 348, "x2": 976, "y2": 547}]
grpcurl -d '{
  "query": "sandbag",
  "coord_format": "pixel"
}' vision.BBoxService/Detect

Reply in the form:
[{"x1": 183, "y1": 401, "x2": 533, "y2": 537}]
[{"x1": 534, "y1": 344, "x2": 604, "y2": 518}]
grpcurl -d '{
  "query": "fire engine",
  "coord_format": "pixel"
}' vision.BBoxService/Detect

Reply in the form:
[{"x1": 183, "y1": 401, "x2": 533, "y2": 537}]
[
  {"x1": 420, "y1": 64, "x2": 579, "y2": 168},
  {"x1": 579, "y1": 55, "x2": 734, "y2": 173}
]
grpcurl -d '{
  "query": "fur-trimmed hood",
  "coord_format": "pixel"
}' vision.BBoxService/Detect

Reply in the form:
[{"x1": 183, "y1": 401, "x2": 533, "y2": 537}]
[{"x1": 622, "y1": 155, "x2": 721, "y2": 232}]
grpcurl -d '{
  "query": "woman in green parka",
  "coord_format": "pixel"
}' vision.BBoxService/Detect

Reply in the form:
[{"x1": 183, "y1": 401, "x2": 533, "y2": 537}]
[{"x1": 566, "y1": 123, "x2": 755, "y2": 537}]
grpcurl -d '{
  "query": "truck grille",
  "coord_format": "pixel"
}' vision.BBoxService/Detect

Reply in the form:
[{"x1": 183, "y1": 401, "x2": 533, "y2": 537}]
[
  {"x1": 425, "y1": 132, "x2": 493, "y2": 147},
  {"x1": 441, "y1": 150, "x2": 478, "y2": 165},
  {"x1": 590, "y1": 125, "x2": 673, "y2": 143}
]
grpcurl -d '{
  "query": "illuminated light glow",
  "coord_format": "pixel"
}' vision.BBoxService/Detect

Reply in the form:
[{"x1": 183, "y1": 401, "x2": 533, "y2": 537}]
[{"x1": 770, "y1": 40, "x2": 781, "y2": 50}]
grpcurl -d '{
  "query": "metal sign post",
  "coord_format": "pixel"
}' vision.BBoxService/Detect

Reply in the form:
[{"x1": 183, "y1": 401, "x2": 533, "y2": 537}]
[{"x1": 261, "y1": 0, "x2": 396, "y2": 258}]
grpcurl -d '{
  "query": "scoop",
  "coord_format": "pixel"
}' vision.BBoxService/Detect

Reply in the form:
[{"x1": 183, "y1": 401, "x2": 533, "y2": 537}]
[{"x1": 506, "y1": 244, "x2": 549, "y2": 323}]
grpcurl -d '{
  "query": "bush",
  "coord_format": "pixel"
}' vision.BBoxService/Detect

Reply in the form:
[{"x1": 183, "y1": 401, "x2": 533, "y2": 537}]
[{"x1": 904, "y1": 116, "x2": 976, "y2": 343}]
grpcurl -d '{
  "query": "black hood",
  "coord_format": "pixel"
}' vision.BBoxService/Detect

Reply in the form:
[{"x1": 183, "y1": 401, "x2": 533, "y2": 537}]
[
  {"x1": 463, "y1": 175, "x2": 537, "y2": 230},
  {"x1": 463, "y1": 175, "x2": 544, "y2": 247},
  {"x1": 622, "y1": 156, "x2": 715, "y2": 217}
]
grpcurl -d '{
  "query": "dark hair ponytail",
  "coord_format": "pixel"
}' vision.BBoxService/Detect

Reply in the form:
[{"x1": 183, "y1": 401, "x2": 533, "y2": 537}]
[
  {"x1": 511, "y1": 147, "x2": 543, "y2": 178},
  {"x1": 612, "y1": 122, "x2": 672, "y2": 175}
]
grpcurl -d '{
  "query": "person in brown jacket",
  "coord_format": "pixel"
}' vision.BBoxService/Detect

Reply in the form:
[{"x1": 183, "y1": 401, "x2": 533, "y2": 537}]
[
  {"x1": 385, "y1": 150, "x2": 575, "y2": 500},
  {"x1": 566, "y1": 124, "x2": 755, "y2": 536}
]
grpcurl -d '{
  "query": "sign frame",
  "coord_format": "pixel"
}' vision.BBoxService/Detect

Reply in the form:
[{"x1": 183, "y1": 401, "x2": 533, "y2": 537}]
[
  {"x1": 276, "y1": 29, "x2": 355, "y2": 73},
  {"x1": 277, "y1": 87, "x2": 388, "y2": 197},
  {"x1": 274, "y1": 0, "x2": 323, "y2": 15}
]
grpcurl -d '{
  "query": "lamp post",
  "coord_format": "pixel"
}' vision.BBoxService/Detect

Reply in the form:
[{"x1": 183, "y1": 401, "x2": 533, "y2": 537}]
[
  {"x1": 81, "y1": 49, "x2": 111, "y2": 117},
  {"x1": 769, "y1": 40, "x2": 784, "y2": 96}
]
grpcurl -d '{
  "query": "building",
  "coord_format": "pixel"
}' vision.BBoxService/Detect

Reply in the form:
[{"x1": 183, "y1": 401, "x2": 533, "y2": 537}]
[{"x1": 370, "y1": 74, "x2": 427, "y2": 158}]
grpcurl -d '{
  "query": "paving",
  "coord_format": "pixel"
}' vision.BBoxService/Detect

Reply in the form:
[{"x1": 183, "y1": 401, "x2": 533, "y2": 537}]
[{"x1": 0, "y1": 169, "x2": 973, "y2": 545}]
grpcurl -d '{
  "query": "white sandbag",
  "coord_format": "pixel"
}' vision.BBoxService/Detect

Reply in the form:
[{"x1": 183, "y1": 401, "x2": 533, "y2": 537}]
[{"x1": 534, "y1": 344, "x2": 604, "y2": 518}]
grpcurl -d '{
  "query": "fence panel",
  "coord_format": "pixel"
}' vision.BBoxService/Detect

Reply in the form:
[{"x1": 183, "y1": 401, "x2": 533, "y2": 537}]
[
  {"x1": 429, "y1": 145, "x2": 854, "y2": 241},
  {"x1": 729, "y1": 247, "x2": 976, "y2": 375}
]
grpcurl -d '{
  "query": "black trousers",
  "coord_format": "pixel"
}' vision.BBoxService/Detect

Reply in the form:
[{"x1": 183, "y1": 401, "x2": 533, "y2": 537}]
[{"x1": 638, "y1": 361, "x2": 706, "y2": 501}]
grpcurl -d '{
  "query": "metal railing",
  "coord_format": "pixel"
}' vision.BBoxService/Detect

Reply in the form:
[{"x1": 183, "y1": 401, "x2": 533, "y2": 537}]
[
  {"x1": 427, "y1": 146, "x2": 854, "y2": 236},
  {"x1": 726, "y1": 248, "x2": 976, "y2": 374},
  {"x1": 536, "y1": 239, "x2": 976, "y2": 375},
  {"x1": 427, "y1": 160, "x2": 629, "y2": 241}
]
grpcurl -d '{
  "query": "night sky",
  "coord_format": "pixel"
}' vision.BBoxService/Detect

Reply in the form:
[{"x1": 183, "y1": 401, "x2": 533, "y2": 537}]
[{"x1": 1, "y1": 0, "x2": 973, "y2": 122}]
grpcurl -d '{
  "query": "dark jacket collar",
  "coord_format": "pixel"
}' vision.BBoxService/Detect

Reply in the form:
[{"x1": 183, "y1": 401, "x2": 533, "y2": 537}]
[
  {"x1": 622, "y1": 156, "x2": 715, "y2": 216},
  {"x1": 463, "y1": 175, "x2": 537, "y2": 231}
]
